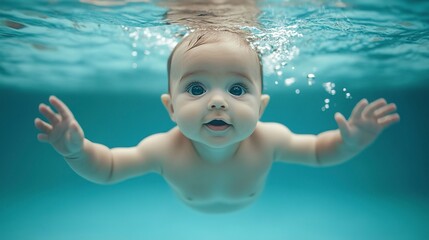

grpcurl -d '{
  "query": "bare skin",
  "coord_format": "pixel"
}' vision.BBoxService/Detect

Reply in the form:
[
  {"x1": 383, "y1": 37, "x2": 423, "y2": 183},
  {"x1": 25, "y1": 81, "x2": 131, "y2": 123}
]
[{"x1": 35, "y1": 34, "x2": 400, "y2": 213}]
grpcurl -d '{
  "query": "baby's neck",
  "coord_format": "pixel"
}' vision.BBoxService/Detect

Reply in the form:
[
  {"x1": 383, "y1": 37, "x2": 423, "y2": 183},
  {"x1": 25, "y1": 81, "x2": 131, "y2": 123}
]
[{"x1": 191, "y1": 141, "x2": 240, "y2": 163}]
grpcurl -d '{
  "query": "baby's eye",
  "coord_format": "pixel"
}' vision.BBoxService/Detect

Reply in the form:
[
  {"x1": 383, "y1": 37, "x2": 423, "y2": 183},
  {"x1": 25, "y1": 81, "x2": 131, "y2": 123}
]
[
  {"x1": 186, "y1": 82, "x2": 206, "y2": 96},
  {"x1": 229, "y1": 84, "x2": 247, "y2": 96}
]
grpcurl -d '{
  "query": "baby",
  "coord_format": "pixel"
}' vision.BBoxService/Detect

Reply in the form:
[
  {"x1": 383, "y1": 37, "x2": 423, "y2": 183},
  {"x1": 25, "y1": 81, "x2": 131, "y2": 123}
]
[{"x1": 35, "y1": 30, "x2": 400, "y2": 214}]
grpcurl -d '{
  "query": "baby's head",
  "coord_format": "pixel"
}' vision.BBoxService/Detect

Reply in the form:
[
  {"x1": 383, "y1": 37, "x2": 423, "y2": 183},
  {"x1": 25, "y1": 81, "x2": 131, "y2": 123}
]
[
  {"x1": 167, "y1": 30, "x2": 263, "y2": 94},
  {"x1": 162, "y1": 30, "x2": 270, "y2": 148}
]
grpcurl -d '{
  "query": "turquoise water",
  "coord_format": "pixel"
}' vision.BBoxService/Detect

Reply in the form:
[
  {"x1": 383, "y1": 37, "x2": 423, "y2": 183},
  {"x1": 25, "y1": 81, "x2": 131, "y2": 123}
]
[{"x1": 1, "y1": 0, "x2": 429, "y2": 239}]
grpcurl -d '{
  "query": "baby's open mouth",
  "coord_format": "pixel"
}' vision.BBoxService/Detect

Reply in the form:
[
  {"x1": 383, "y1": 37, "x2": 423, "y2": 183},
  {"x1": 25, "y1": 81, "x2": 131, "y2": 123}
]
[{"x1": 205, "y1": 120, "x2": 231, "y2": 131}]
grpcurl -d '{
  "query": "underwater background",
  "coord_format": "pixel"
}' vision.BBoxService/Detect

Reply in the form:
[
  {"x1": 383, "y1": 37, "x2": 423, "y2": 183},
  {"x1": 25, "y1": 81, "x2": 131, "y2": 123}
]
[{"x1": 1, "y1": 0, "x2": 428, "y2": 239}]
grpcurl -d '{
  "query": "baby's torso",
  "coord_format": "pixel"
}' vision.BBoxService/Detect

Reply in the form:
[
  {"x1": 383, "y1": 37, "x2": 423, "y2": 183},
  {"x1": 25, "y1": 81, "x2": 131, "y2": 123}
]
[{"x1": 160, "y1": 127, "x2": 274, "y2": 213}]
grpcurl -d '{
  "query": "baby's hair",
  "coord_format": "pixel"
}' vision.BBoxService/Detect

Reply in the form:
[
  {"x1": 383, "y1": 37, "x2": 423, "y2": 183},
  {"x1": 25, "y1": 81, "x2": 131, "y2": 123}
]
[{"x1": 167, "y1": 29, "x2": 263, "y2": 93}]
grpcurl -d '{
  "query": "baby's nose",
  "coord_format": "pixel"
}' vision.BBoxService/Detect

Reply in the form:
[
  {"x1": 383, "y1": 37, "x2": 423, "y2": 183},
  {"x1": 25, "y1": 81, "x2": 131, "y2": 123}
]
[{"x1": 208, "y1": 93, "x2": 228, "y2": 110}]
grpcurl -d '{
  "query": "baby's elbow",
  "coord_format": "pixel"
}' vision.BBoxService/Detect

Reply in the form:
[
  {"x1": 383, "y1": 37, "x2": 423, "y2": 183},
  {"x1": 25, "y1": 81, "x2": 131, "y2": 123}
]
[
  {"x1": 100, "y1": 170, "x2": 121, "y2": 185},
  {"x1": 91, "y1": 163, "x2": 116, "y2": 185},
  {"x1": 313, "y1": 155, "x2": 327, "y2": 167}
]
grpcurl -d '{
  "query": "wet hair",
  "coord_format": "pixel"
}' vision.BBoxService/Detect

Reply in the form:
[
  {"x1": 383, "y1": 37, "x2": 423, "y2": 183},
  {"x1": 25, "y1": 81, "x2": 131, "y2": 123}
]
[{"x1": 167, "y1": 30, "x2": 263, "y2": 93}]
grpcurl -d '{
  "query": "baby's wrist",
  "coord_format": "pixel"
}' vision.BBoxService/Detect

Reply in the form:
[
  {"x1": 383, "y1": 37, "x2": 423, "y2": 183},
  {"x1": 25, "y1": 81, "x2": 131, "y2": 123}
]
[
  {"x1": 63, "y1": 140, "x2": 87, "y2": 160},
  {"x1": 63, "y1": 150, "x2": 84, "y2": 160}
]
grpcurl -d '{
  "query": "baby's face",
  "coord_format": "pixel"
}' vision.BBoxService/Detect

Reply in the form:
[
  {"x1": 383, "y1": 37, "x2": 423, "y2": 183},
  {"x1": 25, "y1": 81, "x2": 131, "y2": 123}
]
[{"x1": 163, "y1": 39, "x2": 269, "y2": 148}]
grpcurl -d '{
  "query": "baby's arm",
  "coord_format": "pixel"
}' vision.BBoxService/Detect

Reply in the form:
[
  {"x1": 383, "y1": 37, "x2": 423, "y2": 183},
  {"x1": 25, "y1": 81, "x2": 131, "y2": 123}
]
[
  {"x1": 35, "y1": 96, "x2": 161, "y2": 184},
  {"x1": 271, "y1": 98, "x2": 399, "y2": 166}
]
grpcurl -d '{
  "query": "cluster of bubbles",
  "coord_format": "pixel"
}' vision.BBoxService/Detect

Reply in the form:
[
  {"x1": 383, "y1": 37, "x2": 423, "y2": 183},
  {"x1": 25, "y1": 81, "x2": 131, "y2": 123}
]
[
  {"x1": 243, "y1": 25, "x2": 302, "y2": 77},
  {"x1": 121, "y1": 25, "x2": 187, "y2": 69},
  {"x1": 243, "y1": 24, "x2": 353, "y2": 112},
  {"x1": 321, "y1": 82, "x2": 352, "y2": 111}
]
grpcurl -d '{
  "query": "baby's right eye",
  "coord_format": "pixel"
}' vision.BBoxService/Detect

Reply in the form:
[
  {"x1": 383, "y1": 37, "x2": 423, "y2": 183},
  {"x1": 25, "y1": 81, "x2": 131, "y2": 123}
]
[{"x1": 186, "y1": 82, "x2": 206, "y2": 96}]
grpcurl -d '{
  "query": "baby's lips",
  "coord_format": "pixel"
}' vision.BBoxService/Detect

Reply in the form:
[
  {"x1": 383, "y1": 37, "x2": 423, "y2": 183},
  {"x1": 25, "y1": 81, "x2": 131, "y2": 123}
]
[
  {"x1": 205, "y1": 119, "x2": 231, "y2": 126},
  {"x1": 205, "y1": 123, "x2": 231, "y2": 131}
]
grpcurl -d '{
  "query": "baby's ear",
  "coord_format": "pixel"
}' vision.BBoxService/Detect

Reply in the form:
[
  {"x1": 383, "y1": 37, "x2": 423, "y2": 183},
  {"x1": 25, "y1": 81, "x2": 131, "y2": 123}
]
[
  {"x1": 161, "y1": 94, "x2": 176, "y2": 122},
  {"x1": 259, "y1": 94, "x2": 270, "y2": 118}
]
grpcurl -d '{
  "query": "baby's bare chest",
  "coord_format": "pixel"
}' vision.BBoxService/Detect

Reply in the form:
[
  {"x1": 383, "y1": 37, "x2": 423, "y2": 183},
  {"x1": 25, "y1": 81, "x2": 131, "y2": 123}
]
[{"x1": 162, "y1": 150, "x2": 273, "y2": 204}]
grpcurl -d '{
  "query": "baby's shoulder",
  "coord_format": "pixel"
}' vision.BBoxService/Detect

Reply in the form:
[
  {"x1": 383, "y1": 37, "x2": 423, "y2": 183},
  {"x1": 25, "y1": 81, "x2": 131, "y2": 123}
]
[
  {"x1": 255, "y1": 121, "x2": 292, "y2": 134},
  {"x1": 136, "y1": 127, "x2": 190, "y2": 155},
  {"x1": 253, "y1": 121, "x2": 294, "y2": 143}
]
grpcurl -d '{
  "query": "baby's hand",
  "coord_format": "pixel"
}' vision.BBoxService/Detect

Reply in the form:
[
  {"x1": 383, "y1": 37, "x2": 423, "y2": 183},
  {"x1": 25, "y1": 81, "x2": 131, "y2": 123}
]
[
  {"x1": 35, "y1": 96, "x2": 84, "y2": 159},
  {"x1": 334, "y1": 98, "x2": 400, "y2": 150}
]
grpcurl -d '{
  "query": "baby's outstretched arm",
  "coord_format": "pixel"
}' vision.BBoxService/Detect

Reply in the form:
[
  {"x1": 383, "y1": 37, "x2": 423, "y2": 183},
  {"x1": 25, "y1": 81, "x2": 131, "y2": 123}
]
[
  {"x1": 316, "y1": 98, "x2": 400, "y2": 166},
  {"x1": 35, "y1": 96, "x2": 113, "y2": 183},
  {"x1": 35, "y1": 96, "x2": 161, "y2": 184}
]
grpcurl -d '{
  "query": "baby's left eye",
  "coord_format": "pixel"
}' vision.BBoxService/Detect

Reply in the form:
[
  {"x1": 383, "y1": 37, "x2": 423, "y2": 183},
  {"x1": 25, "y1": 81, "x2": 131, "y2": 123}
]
[{"x1": 229, "y1": 84, "x2": 247, "y2": 96}]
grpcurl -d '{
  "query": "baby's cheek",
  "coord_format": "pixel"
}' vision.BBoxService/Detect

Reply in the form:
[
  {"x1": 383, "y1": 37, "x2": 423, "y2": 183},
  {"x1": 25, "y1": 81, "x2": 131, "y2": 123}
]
[
  {"x1": 176, "y1": 104, "x2": 201, "y2": 126},
  {"x1": 175, "y1": 111, "x2": 199, "y2": 140},
  {"x1": 235, "y1": 103, "x2": 259, "y2": 118},
  {"x1": 233, "y1": 105, "x2": 259, "y2": 130},
  {"x1": 185, "y1": 102, "x2": 202, "y2": 115}
]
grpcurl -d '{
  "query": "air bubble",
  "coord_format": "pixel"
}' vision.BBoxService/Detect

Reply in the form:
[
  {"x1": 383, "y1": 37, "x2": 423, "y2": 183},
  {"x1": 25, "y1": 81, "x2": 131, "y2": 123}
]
[
  {"x1": 129, "y1": 31, "x2": 138, "y2": 39},
  {"x1": 307, "y1": 73, "x2": 315, "y2": 86},
  {"x1": 131, "y1": 51, "x2": 138, "y2": 57},
  {"x1": 295, "y1": 89, "x2": 300, "y2": 94},
  {"x1": 325, "y1": 99, "x2": 330, "y2": 103},
  {"x1": 346, "y1": 93, "x2": 352, "y2": 99},
  {"x1": 323, "y1": 82, "x2": 337, "y2": 95},
  {"x1": 284, "y1": 77, "x2": 295, "y2": 86}
]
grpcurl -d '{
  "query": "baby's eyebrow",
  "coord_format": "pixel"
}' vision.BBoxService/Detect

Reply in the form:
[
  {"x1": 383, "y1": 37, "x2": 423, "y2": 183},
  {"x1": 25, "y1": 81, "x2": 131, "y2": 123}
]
[
  {"x1": 180, "y1": 70, "x2": 254, "y2": 85},
  {"x1": 179, "y1": 70, "x2": 207, "y2": 82}
]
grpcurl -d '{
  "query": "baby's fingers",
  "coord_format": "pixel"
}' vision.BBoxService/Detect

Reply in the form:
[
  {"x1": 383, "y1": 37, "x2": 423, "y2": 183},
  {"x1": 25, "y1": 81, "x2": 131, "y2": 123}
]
[
  {"x1": 374, "y1": 103, "x2": 397, "y2": 118},
  {"x1": 39, "y1": 103, "x2": 61, "y2": 125},
  {"x1": 335, "y1": 112, "x2": 350, "y2": 138},
  {"x1": 34, "y1": 118, "x2": 52, "y2": 133},
  {"x1": 377, "y1": 113, "x2": 400, "y2": 128},
  {"x1": 350, "y1": 99, "x2": 368, "y2": 120},
  {"x1": 49, "y1": 96, "x2": 74, "y2": 120},
  {"x1": 37, "y1": 133, "x2": 49, "y2": 142},
  {"x1": 362, "y1": 98, "x2": 387, "y2": 118}
]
